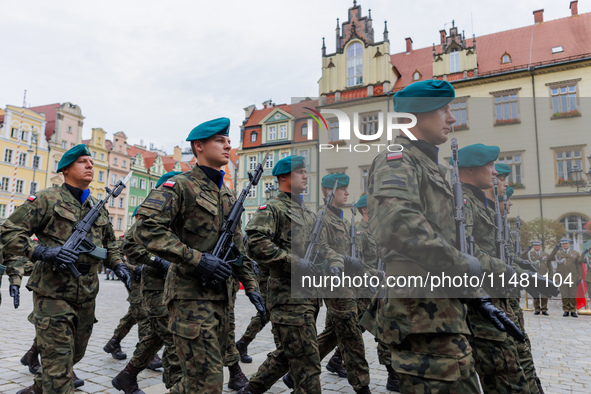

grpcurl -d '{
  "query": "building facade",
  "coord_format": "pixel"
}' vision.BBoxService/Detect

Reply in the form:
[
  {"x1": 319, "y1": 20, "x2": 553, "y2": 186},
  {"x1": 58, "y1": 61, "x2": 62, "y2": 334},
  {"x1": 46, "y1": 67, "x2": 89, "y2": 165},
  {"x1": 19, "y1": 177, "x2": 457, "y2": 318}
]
[
  {"x1": 106, "y1": 131, "x2": 131, "y2": 236},
  {"x1": 83, "y1": 128, "x2": 110, "y2": 202}
]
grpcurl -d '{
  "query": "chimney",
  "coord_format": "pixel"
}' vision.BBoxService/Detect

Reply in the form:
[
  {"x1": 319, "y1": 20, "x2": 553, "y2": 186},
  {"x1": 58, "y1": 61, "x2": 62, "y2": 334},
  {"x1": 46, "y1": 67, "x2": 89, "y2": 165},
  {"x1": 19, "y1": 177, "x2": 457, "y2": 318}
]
[
  {"x1": 173, "y1": 146, "x2": 182, "y2": 161},
  {"x1": 533, "y1": 9, "x2": 544, "y2": 24},
  {"x1": 405, "y1": 37, "x2": 413, "y2": 53},
  {"x1": 570, "y1": 1, "x2": 578, "y2": 16},
  {"x1": 243, "y1": 104, "x2": 256, "y2": 120},
  {"x1": 262, "y1": 99, "x2": 273, "y2": 109},
  {"x1": 439, "y1": 29, "x2": 446, "y2": 45}
]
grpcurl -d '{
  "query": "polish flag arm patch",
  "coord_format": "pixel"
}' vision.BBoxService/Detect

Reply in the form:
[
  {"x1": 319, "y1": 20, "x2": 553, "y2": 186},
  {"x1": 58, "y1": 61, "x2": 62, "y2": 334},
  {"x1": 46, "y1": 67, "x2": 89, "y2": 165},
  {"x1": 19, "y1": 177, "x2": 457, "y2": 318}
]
[
  {"x1": 27, "y1": 195, "x2": 37, "y2": 202},
  {"x1": 259, "y1": 204, "x2": 267, "y2": 210},
  {"x1": 387, "y1": 152, "x2": 403, "y2": 161},
  {"x1": 163, "y1": 181, "x2": 176, "y2": 188}
]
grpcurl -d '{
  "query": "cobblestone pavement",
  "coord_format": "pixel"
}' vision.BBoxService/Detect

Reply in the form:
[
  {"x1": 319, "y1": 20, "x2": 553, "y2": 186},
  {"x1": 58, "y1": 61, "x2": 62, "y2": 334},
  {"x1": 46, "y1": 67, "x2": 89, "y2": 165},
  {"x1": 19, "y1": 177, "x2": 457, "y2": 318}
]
[{"x1": 1, "y1": 276, "x2": 591, "y2": 393}]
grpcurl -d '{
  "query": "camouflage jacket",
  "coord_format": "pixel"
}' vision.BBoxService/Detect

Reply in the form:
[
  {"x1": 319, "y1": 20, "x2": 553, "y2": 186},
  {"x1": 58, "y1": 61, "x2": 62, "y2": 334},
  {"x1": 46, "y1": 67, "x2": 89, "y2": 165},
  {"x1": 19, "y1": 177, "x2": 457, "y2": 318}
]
[
  {"x1": 320, "y1": 206, "x2": 350, "y2": 271},
  {"x1": 0, "y1": 184, "x2": 122, "y2": 303},
  {"x1": 124, "y1": 222, "x2": 165, "y2": 292},
  {"x1": 521, "y1": 249, "x2": 552, "y2": 276},
  {"x1": 548, "y1": 247, "x2": 583, "y2": 282},
  {"x1": 133, "y1": 165, "x2": 258, "y2": 303},
  {"x1": 357, "y1": 220, "x2": 379, "y2": 273},
  {"x1": 3, "y1": 252, "x2": 36, "y2": 287},
  {"x1": 245, "y1": 191, "x2": 319, "y2": 307},
  {"x1": 367, "y1": 136, "x2": 471, "y2": 344}
]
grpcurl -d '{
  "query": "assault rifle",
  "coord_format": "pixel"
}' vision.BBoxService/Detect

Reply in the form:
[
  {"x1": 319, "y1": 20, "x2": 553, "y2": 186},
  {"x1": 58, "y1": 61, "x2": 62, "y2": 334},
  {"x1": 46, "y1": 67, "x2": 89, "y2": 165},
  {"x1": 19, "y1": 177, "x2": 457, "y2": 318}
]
[
  {"x1": 350, "y1": 196, "x2": 361, "y2": 260},
  {"x1": 62, "y1": 171, "x2": 133, "y2": 278},
  {"x1": 515, "y1": 215, "x2": 522, "y2": 256},
  {"x1": 493, "y1": 179, "x2": 506, "y2": 263},
  {"x1": 451, "y1": 138, "x2": 474, "y2": 255},
  {"x1": 503, "y1": 196, "x2": 513, "y2": 265},
  {"x1": 304, "y1": 181, "x2": 338, "y2": 268}
]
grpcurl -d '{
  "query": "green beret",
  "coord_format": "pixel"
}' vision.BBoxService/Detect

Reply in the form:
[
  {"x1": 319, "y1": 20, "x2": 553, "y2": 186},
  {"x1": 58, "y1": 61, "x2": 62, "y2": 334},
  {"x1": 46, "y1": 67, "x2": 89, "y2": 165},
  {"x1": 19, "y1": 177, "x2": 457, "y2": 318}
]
[
  {"x1": 355, "y1": 195, "x2": 367, "y2": 208},
  {"x1": 532, "y1": 240, "x2": 542, "y2": 245},
  {"x1": 57, "y1": 144, "x2": 92, "y2": 172},
  {"x1": 449, "y1": 143, "x2": 500, "y2": 168},
  {"x1": 560, "y1": 238, "x2": 571, "y2": 244},
  {"x1": 499, "y1": 186, "x2": 514, "y2": 201},
  {"x1": 393, "y1": 80, "x2": 455, "y2": 113},
  {"x1": 186, "y1": 117, "x2": 230, "y2": 141},
  {"x1": 495, "y1": 163, "x2": 512, "y2": 177},
  {"x1": 132, "y1": 206, "x2": 140, "y2": 217},
  {"x1": 321, "y1": 173, "x2": 349, "y2": 188},
  {"x1": 156, "y1": 171, "x2": 182, "y2": 189},
  {"x1": 272, "y1": 155, "x2": 306, "y2": 176}
]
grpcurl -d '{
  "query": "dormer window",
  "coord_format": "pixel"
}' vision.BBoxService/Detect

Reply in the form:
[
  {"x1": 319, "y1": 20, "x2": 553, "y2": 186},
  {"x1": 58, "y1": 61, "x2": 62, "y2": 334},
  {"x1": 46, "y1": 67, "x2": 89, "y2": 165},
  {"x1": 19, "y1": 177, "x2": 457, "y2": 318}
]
[
  {"x1": 551, "y1": 46, "x2": 564, "y2": 54},
  {"x1": 347, "y1": 42, "x2": 363, "y2": 87},
  {"x1": 450, "y1": 49, "x2": 460, "y2": 73},
  {"x1": 250, "y1": 131, "x2": 258, "y2": 143},
  {"x1": 412, "y1": 70, "x2": 421, "y2": 81},
  {"x1": 501, "y1": 53, "x2": 511, "y2": 64}
]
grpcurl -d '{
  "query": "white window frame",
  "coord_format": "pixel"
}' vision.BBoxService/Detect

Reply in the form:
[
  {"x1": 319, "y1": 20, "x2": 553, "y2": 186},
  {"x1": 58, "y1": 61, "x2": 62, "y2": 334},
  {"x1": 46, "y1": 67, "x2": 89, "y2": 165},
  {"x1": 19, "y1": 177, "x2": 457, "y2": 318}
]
[
  {"x1": 0, "y1": 204, "x2": 6, "y2": 218},
  {"x1": 113, "y1": 157, "x2": 118, "y2": 166},
  {"x1": 347, "y1": 42, "x2": 363, "y2": 87},
  {"x1": 98, "y1": 171, "x2": 105, "y2": 182},
  {"x1": 131, "y1": 177, "x2": 138, "y2": 188},
  {"x1": 265, "y1": 155, "x2": 274, "y2": 169},
  {"x1": 4, "y1": 149, "x2": 13, "y2": 163},
  {"x1": 279, "y1": 125, "x2": 287, "y2": 139},
  {"x1": 139, "y1": 179, "x2": 146, "y2": 190},
  {"x1": 129, "y1": 195, "x2": 136, "y2": 206},
  {"x1": 16, "y1": 179, "x2": 24, "y2": 194},
  {"x1": 268, "y1": 126, "x2": 276, "y2": 140},
  {"x1": 30, "y1": 181, "x2": 38, "y2": 194},
  {"x1": 248, "y1": 156, "x2": 256, "y2": 171},
  {"x1": 498, "y1": 153, "x2": 524, "y2": 186},
  {"x1": 247, "y1": 185, "x2": 256, "y2": 199},
  {"x1": 0, "y1": 177, "x2": 10, "y2": 191},
  {"x1": 450, "y1": 50, "x2": 460, "y2": 73}
]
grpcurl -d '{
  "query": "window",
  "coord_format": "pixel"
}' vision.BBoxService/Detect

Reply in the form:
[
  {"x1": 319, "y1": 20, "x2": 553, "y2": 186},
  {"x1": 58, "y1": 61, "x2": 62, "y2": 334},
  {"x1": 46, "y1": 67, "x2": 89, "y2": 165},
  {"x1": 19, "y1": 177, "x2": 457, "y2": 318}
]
[
  {"x1": 119, "y1": 197, "x2": 124, "y2": 208},
  {"x1": 494, "y1": 92, "x2": 519, "y2": 122},
  {"x1": 360, "y1": 112, "x2": 380, "y2": 136},
  {"x1": 18, "y1": 153, "x2": 27, "y2": 166},
  {"x1": 21, "y1": 131, "x2": 28, "y2": 142},
  {"x1": 279, "y1": 125, "x2": 287, "y2": 139},
  {"x1": 498, "y1": 154, "x2": 523, "y2": 186},
  {"x1": 11, "y1": 128, "x2": 18, "y2": 138},
  {"x1": 70, "y1": 142, "x2": 75, "y2": 148},
  {"x1": 4, "y1": 149, "x2": 13, "y2": 163},
  {"x1": 67, "y1": 126, "x2": 72, "y2": 134},
  {"x1": 33, "y1": 155, "x2": 40, "y2": 169},
  {"x1": 131, "y1": 177, "x2": 138, "y2": 187},
  {"x1": 98, "y1": 171, "x2": 104, "y2": 182},
  {"x1": 122, "y1": 160, "x2": 127, "y2": 168},
  {"x1": 451, "y1": 100, "x2": 468, "y2": 128},
  {"x1": 248, "y1": 156, "x2": 256, "y2": 171},
  {"x1": 551, "y1": 46, "x2": 564, "y2": 54},
  {"x1": 247, "y1": 212, "x2": 255, "y2": 223},
  {"x1": 300, "y1": 124, "x2": 308, "y2": 137},
  {"x1": 281, "y1": 152, "x2": 289, "y2": 159},
  {"x1": 299, "y1": 149, "x2": 309, "y2": 165},
  {"x1": 1, "y1": 177, "x2": 9, "y2": 191},
  {"x1": 109, "y1": 197, "x2": 115, "y2": 207},
  {"x1": 97, "y1": 193, "x2": 103, "y2": 200},
  {"x1": 117, "y1": 218, "x2": 123, "y2": 231},
  {"x1": 114, "y1": 157, "x2": 118, "y2": 166},
  {"x1": 138, "y1": 197, "x2": 144, "y2": 204},
  {"x1": 347, "y1": 42, "x2": 363, "y2": 86},
  {"x1": 16, "y1": 180, "x2": 24, "y2": 194},
  {"x1": 30, "y1": 182, "x2": 38, "y2": 194},
  {"x1": 140, "y1": 179, "x2": 146, "y2": 189},
  {"x1": 501, "y1": 53, "x2": 511, "y2": 64},
  {"x1": 550, "y1": 82, "x2": 578, "y2": 115},
  {"x1": 109, "y1": 216, "x2": 113, "y2": 224},
  {"x1": 265, "y1": 155, "x2": 274, "y2": 169},
  {"x1": 250, "y1": 131, "x2": 258, "y2": 142},
  {"x1": 99, "y1": 153, "x2": 104, "y2": 161},
  {"x1": 92, "y1": 151, "x2": 96, "y2": 159},
  {"x1": 62, "y1": 141, "x2": 67, "y2": 149},
  {"x1": 129, "y1": 195, "x2": 136, "y2": 206},
  {"x1": 264, "y1": 182, "x2": 274, "y2": 195},
  {"x1": 450, "y1": 50, "x2": 460, "y2": 73},
  {"x1": 0, "y1": 204, "x2": 6, "y2": 218},
  {"x1": 329, "y1": 120, "x2": 339, "y2": 142},
  {"x1": 555, "y1": 148, "x2": 583, "y2": 183},
  {"x1": 360, "y1": 166, "x2": 370, "y2": 193},
  {"x1": 247, "y1": 185, "x2": 256, "y2": 199},
  {"x1": 111, "y1": 174, "x2": 117, "y2": 185},
  {"x1": 128, "y1": 214, "x2": 134, "y2": 226},
  {"x1": 412, "y1": 71, "x2": 421, "y2": 81},
  {"x1": 268, "y1": 126, "x2": 276, "y2": 140},
  {"x1": 150, "y1": 181, "x2": 156, "y2": 189},
  {"x1": 54, "y1": 161, "x2": 59, "y2": 172},
  {"x1": 560, "y1": 214, "x2": 591, "y2": 244}
]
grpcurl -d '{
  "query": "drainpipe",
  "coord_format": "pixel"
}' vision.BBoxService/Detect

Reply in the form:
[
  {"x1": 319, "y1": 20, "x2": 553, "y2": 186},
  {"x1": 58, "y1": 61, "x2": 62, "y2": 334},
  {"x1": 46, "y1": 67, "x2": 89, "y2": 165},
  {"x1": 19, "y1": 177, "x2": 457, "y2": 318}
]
[{"x1": 530, "y1": 66, "x2": 544, "y2": 219}]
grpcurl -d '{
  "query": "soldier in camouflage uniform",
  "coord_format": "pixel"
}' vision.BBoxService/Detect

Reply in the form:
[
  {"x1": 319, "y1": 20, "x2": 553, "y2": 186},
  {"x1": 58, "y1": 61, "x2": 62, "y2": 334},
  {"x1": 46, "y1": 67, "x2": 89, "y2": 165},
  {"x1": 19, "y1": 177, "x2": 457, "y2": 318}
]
[
  {"x1": 364, "y1": 80, "x2": 522, "y2": 393},
  {"x1": 238, "y1": 155, "x2": 322, "y2": 394},
  {"x1": 521, "y1": 240, "x2": 553, "y2": 315},
  {"x1": 132, "y1": 118, "x2": 262, "y2": 394},
  {"x1": 1, "y1": 144, "x2": 132, "y2": 394},
  {"x1": 548, "y1": 239, "x2": 584, "y2": 317}
]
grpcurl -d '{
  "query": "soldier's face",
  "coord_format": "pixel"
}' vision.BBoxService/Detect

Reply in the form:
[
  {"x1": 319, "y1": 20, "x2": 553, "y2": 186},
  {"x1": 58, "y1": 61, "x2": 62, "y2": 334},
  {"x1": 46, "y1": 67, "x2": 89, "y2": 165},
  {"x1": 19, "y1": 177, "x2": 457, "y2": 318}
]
[
  {"x1": 507, "y1": 199, "x2": 513, "y2": 214},
  {"x1": 413, "y1": 104, "x2": 456, "y2": 145},
  {"x1": 63, "y1": 156, "x2": 94, "y2": 187},
  {"x1": 562, "y1": 242, "x2": 571, "y2": 250},
  {"x1": 533, "y1": 245, "x2": 542, "y2": 252},
  {"x1": 472, "y1": 162, "x2": 497, "y2": 189},
  {"x1": 290, "y1": 168, "x2": 308, "y2": 194},
  {"x1": 497, "y1": 175, "x2": 508, "y2": 196},
  {"x1": 332, "y1": 186, "x2": 349, "y2": 208},
  {"x1": 194, "y1": 136, "x2": 231, "y2": 169}
]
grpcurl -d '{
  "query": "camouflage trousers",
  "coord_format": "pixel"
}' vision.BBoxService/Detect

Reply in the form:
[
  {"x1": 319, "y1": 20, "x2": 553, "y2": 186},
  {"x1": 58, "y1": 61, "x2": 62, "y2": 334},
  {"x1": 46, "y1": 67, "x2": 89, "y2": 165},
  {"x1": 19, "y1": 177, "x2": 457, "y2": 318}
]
[
  {"x1": 317, "y1": 297, "x2": 370, "y2": 391},
  {"x1": 248, "y1": 303, "x2": 322, "y2": 394},
  {"x1": 113, "y1": 300, "x2": 150, "y2": 342},
  {"x1": 391, "y1": 332, "x2": 479, "y2": 394},
  {"x1": 28, "y1": 293, "x2": 95, "y2": 394},
  {"x1": 509, "y1": 297, "x2": 541, "y2": 394},
  {"x1": 357, "y1": 297, "x2": 391, "y2": 366},
  {"x1": 469, "y1": 298, "x2": 530, "y2": 394},
  {"x1": 168, "y1": 299, "x2": 231, "y2": 394},
  {"x1": 129, "y1": 290, "x2": 181, "y2": 390}
]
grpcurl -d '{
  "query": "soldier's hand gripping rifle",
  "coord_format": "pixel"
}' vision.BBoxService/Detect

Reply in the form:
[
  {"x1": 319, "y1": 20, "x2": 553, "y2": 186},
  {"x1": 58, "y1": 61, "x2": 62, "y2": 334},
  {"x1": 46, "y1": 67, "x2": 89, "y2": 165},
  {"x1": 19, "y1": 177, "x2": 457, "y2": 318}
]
[
  {"x1": 304, "y1": 181, "x2": 338, "y2": 270},
  {"x1": 208, "y1": 150, "x2": 270, "y2": 292},
  {"x1": 61, "y1": 171, "x2": 133, "y2": 278},
  {"x1": 451, "y1": 138, "x2": 474, "y2": 255}
]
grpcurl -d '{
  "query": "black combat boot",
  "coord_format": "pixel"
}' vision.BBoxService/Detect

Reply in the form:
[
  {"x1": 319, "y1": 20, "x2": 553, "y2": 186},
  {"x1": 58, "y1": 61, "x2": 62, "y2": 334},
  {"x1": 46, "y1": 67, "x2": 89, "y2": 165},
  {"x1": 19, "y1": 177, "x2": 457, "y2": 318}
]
[
  {"x1": 235, "y1": 336, "x2": 253, "y2": 363},
  {"x1": 227, "y1": 362, "x2": 249, "y2": 391},
  {"x1": 112, "y1": 363, "x2": 145, "y2": 394},
  {"x1": 385, "y1": 365, "x2": 400, "y2": 392},
  {"x1": 326, "y1": 348, "x2": 347, "y2": 378},
  {"x1": 147, "y1": 354, "x2": 162, "y2": 370},
  {"x1": 104, "y1": 335, "x2": 128, "y2": 360},
  {"x1": 16, "y1": 383, "x2": 42, "y2": 394},
  {"x1": 355, "y1": 386, "x2": 371, "y2": 394},
  {"x1": 237, "y1": 384, "x2": 265, "y2": 394},
  {"x1": 282, "y1": 372, "x2": 294, "y2": 389},
  {"x1": 20, "y1": 342, "x2": 41, "y2": 374},
  {"x1": 72, "y1": 371, "x2": 85, "y2": 388}
]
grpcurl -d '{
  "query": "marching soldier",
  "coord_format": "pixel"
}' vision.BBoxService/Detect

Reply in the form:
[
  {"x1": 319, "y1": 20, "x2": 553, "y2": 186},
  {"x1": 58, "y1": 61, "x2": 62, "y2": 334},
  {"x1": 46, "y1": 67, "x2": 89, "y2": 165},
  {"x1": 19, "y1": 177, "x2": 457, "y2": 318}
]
[
  {"x1": 132, "y1": 118, "x2": 262, "y2": 393},
  {"x1": 549, "y1": 238, "x2": 584, "y2": 317},
  {"x1": 522, "y1": 240, "x2": 553, "y2": 315},
  {"x1": 238, "y1": 155, "x2": 322, "y2": 394},
  {"x1": 1, "y1": 144, "x2": 132, "y2": 394}
]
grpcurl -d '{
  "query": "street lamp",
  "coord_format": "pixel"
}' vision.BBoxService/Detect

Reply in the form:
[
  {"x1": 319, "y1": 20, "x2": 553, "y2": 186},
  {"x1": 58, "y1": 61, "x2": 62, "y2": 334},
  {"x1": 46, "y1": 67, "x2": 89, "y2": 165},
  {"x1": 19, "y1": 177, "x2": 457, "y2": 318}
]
[
  {"x1": 27, "y1": 130, "x2": 39, "y2": 193},
  {"x1": 264, "y1": 183, "x2": 277, "y2": 200},
  {"x1": 567, "y1": 165, "x2": 591, "y2": 193}
]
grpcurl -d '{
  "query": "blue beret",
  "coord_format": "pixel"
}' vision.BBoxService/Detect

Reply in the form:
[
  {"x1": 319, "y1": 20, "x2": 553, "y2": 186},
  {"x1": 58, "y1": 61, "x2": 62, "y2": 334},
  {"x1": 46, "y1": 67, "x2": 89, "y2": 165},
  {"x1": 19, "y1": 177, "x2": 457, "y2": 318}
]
[
  {"x1": 393, "y1": 80, "x2": 455, "y2": 113},
  {"x1": 272, "y1": 155, "x2": 306, "y2": 176},
  {"x1": 321, "y1": 173, "x2": 349, "y2": 188},
  {"x1": 57, "y1": 144, "x2": 92, "y2": 172},
  {"x1": 356, "y1": 195, "x2": 367, "y2": 208},
  {"x1": 495, "y1": 163, "x2": 512, "y2": 177},
  {"x1": 532, "y1": 240, "x2": 542, "y2": 245},
  {"x1": 505, "y1": 185, "x2": 514, "y2": 199},
  {"x1": 131, "y1": 206, "x2": 140, "y2": 217},
  {"x1": 449, "y1": 144, "x2": 500, "y2": 168},
  {"x1": 560, "y1": 238, "x2": 572, "y2": 244},
  {"x1": 186, "y1": 117, "x2": 230, "y2": 141},
  {"x1": 156, "y1": 171, "x2": 182, "y2": 189}
]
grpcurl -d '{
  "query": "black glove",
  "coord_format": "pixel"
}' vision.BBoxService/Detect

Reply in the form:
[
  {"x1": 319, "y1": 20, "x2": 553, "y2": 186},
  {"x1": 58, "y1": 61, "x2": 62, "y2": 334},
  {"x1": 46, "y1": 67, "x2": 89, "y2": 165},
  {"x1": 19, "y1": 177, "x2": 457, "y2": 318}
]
[
  {"x1": 133, "y1": 265, "x2": 143, "y2": 282},
  {"x1": 32, "y1": 244, "x2": 79, "y2": 268},
  {"x1": 246, "y1": 291, "x2": 267, "y2": 324},
  {"x1": 464, "y1": 253, "x2": 482, "y2": 279},
  {"x1": 329, "y1": 266, "x2": 341, "y2": 277},
  {"x1": 296, "y1": 257, "x2": 317, "y2": 275},
  {"x1": 344, "y1": 256, "x2": 364, "y2": 274},
  {"x1": 514, "y1": 259, "x2": 537, "y2": 274},
  {"x1": 9, "y1": 285, "x2": 20, "y2": 309},
  {"x1": 195, "y1": 253, "x2": 232, "y2": 283},
  {"x1": 524, "y1": 245, "x2": 533, "y2": 253},
  {"x1": 525, "y1": 273, "x2": 560, "y2": 298},
  {"x1": 113, "y1": 263, "x2": 133, "y2": 292},
  {"x1": 252, "y1": 260, "x2": 260, "y2": 276},
  {"x1": 152, "y1": 256, "x2": 171, "y2": 277},
  {"x1": 554, "y1": 243, "x2": 561, "y2": 250},
  {"x1": 469, "y1": 297, "x2": 526, "y2": 343}
]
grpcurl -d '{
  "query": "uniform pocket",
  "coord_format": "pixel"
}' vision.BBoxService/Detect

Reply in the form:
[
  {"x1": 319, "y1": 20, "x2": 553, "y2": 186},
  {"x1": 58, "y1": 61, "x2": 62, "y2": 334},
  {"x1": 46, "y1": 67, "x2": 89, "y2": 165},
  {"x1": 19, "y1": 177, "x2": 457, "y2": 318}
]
[
  {"x1": 272, "y1": 307, "x2": 316, "y2": 358},
  {"x1": 28, "y1": 313, "x2": 50, "y2": 330},
  {"x1": 169, "y1": 318, "x2": 202, "y2": 340},
  {"x1": 392, "y1": 350, "x2": 462, "y2": 382}
]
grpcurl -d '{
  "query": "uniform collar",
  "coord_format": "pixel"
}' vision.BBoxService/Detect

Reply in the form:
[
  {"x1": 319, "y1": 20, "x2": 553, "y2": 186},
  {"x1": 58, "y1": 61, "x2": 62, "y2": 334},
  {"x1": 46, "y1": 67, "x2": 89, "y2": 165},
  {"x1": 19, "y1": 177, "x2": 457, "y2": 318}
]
[
  {"x1": 198, "y1": 165, "x2": 224, "y2": 189},
  {"x1": 399, "y1": 136, "x2": 439, "y2": 164},
  {"x1": 462, "y1": 182, "x2": 488, "y2": 208},
  {"x1": 328, "y1": 205, "x2": 344, "y2": 219},
  {"x1": 282, "y1": 191, "x2": 303, "y2": 205},
  {"x1": 64, "y1": 183, "x2": 91, "y2": 204}
]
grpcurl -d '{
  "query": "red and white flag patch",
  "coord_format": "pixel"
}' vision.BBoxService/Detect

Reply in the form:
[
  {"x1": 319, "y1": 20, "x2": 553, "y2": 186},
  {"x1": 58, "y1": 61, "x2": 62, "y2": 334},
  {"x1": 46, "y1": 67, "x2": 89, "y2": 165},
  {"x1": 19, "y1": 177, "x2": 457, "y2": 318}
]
[
  {"x1": 259, "y1": 204, "x2": 267, "y2": 210},
  {"x1": 386, "y1": 152, "x2": 403, "y2": 161},
  {"x1": 27, "y1": 195, "x2": 37, "y2": 202},
  {"x1": 163, "y1": 181, "x2": 176, "y2": 188}
]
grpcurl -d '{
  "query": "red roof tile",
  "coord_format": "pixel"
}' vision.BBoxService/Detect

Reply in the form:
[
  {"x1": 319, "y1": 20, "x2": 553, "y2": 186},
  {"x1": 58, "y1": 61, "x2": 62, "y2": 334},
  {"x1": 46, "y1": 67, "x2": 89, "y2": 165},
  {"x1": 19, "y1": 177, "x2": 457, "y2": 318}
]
[
  {"x1": 29, "y1": 103, "x2": 60, "y2": 141},
  {"x1": 243, "y1": 104, "x2": 291, "y2": 127},
  {"x1": 162, "y1": 156, "x2": 178, "y2": 172},
  {"x1": 180, "y1": 162, "x2": 191, "y2": 172}
]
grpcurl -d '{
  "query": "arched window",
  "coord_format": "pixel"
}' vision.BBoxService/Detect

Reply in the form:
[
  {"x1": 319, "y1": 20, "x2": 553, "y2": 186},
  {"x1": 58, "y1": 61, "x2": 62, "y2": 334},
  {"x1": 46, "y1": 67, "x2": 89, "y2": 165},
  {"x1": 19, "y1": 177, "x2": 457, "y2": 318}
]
[
  {"x1": 412, "y1": 70, "x2": 421, "y2": 81},
  {"x1": 560, "y1": 213, "x2": 591, "y2": 244},
  {"x1": 347, "y1": 42, "x2": 363, "y2": 87},
  {"x1": 250, "y1": 131, "x2": 258, "y2": 143},
  {"x1": 501, "y1": 53, "x2": 511, "y2": 64},
  {"x1": 450, "y1": 49, "x2": 460, "y2": 73}
]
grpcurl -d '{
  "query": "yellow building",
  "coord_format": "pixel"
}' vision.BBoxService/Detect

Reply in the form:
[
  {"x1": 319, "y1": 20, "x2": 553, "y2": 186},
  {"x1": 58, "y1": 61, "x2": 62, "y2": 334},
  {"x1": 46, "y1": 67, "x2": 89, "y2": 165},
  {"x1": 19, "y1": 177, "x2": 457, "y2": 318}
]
[
  {"x1": 0, "y1": 105, "x2": 49, "y2": 218},
  {"x1": 83, "y1": 128, "x2": 109, "y2": 201}
]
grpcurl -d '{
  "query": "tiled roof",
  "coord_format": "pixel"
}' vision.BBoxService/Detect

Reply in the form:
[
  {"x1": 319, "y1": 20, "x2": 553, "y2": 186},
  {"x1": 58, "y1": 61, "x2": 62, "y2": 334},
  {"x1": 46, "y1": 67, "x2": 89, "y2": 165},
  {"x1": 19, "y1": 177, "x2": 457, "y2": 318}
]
[
  {"x1": 243, "y1": 104, "x2": 291, "y2": 128},
  {"x1": 162, "y1": 156, "x2": 178, "y2": 172},
  {"x1": 229, "y1": 148, "x2": 239, "y2": 165},
  {"x1": 29, "y1": 103, "x2": 60, "y2": 141},
  {"x1": 180, "y1": 162, "x2": 191, "y2": 172}
]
